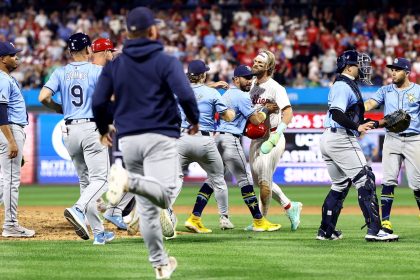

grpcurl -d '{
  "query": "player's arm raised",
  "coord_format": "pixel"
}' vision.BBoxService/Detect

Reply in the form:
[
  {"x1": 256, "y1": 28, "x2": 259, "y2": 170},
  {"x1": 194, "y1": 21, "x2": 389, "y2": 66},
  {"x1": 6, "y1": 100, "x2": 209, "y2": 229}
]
[
  {"x1": 364, "y1": 99, "x2": 379, "y2": 111},
  {"x1": 220, "y1": 108, "x2": 235, "y2": 122}
]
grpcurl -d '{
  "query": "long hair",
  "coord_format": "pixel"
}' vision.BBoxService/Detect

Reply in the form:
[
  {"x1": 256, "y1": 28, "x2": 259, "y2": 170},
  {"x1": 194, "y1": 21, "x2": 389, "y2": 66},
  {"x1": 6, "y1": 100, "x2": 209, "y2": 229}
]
[
  {"x1": 258, "y1": 49, "x2": 276, "y2": 77},
  {"x1": 187, "y1": 73, "x2": 205, "y2": 83}
]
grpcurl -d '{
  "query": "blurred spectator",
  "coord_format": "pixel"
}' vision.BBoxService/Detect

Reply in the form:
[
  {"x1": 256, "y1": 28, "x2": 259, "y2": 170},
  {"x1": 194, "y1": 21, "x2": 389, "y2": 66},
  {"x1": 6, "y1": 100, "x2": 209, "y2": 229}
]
[{"x1": 0, "y1": 3, "x2": 418, "y2": 90}]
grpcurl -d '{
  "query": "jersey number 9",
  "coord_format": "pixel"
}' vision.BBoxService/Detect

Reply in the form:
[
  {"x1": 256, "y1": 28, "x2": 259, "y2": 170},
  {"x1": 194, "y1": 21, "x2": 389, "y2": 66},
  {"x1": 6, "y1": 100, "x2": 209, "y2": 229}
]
[{"x1": 71, "y1": 85, "x2": 84, "y2": 107}]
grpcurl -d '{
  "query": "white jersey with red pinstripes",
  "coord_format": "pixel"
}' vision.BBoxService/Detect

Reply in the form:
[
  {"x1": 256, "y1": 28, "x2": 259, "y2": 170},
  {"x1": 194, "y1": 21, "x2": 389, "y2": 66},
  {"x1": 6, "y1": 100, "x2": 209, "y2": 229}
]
[{"x1": 249, "y1": 78, "x2": 291, "y2": 130}]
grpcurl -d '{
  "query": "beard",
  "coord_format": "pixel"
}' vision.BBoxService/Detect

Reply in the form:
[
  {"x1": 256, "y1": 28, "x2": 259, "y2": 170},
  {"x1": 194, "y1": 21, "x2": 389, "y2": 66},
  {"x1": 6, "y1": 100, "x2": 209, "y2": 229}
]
[{"x1": 240, "y1": 84, "x2": 251, "y2": 92}]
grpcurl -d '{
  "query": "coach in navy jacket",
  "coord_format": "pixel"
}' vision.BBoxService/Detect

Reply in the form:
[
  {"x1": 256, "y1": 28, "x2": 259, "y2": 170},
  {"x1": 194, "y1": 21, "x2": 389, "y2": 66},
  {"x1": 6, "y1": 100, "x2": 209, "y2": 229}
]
[{"x1": 92, "y1": 9, "x2": 199, "y2": 139}]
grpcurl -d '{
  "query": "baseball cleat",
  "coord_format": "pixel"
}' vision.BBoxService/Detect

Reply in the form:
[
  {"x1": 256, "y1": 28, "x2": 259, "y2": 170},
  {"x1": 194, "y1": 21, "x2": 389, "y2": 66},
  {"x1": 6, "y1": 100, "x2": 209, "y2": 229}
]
[
  {"x1": 103, "y1": 214, "x2": 127, "y2": 230},
  {"x1": 155, "y1": 256, "x2": 177, "y2": 279},
  {"x1": 64, "y1": 207, "x2": 90, "y2": 240},
  {"x1": 365, "y1": 229, "x2": 399, "y2": 242},
  {"x1": 219, "y1": 215, "x2": 234, "y2": 230},
  {"x1": 185, "y1": 214, "x2": 212, "y2": 233},
  {"x1": 93, "y1": 231, "x2": 115, "y2": 245},
  {"x1": 316, "y1": 229, "x2": 343, "y2": 240},
  {"x1": 286, "y1": 202, "x2": 303, "y2": 231},
  {"x1": 381, "y1": 220, "x2": 394, "y2": 234},
  {"x1": 107, "y1": 164, "x2": 129, "y2": 206},
  {"x1": 251, "y1": 217, "x2": 281, "y2": 232},
  {"x1": 2, "y1": 225, "x2": 35, "y2": 238},
  {"x1": 160, "y1": 208, "x2": 177, "y2": 239}
]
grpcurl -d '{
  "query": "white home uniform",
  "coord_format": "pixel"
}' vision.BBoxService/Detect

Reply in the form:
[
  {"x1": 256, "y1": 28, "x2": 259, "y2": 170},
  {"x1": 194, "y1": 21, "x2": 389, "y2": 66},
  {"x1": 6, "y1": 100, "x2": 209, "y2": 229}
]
[{"x1": 249, "y1": 78, "x2": 292, "y2": 209}]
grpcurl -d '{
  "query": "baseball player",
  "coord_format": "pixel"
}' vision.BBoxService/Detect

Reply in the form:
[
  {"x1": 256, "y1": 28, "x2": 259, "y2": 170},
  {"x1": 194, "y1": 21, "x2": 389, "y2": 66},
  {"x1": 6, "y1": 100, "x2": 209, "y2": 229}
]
[
  {"x1": 188, "y1": 65, "x2": 281, "y2": 232},
  {"x1": 181, "y1": 59, "x2": 235, "y2": 233},
  {"x1": 364, "y1": 57, "x2": 420, "y2": 234},
  {"x1": 90, "y1": 37, "x2": 133, "y2": 231},
  {"x1": 0, "y1": 41, "x2": 34, "y2": 238},
  {"x1": 248, "y1": 50, "x2": 302, "y2": 231},
  {"x1": 316, "y1": 50, "x2": 398, "y2": 241},
  {"x1": 92, "y1": 7, "x2": 199, "y2": 279},
  {"x1": 39, "y1": 33, "x2": 114, "y2": 245}
]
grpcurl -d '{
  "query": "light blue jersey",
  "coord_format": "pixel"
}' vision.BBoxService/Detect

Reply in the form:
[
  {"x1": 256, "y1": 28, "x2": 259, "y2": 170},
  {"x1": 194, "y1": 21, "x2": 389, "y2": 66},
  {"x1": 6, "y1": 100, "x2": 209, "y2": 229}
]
[
  {"x1": 323, "y1": 80, "x2": 360, "y2": 135},
  {"x1": 0, "y1": 71, "x2": 28, "y2": 125},
  {"x1": 44, "y1": 62, "x2": 102, "y2": 120},
  {"x1": 181, "y1": 84, "x2": 228, "y2": 131},
  {"x1": 372, "y1": 83, "x2": 420, "y2": 134},
  {"x1": 217, "y1": 86, "x2": 255, "y2": 135}
]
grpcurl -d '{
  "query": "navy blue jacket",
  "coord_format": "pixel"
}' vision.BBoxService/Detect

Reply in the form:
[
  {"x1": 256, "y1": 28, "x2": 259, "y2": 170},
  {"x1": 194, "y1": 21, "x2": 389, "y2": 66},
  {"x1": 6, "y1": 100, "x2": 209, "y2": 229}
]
[{"x1": 92, "y1": 38, "x2": 199, "y2": 138}]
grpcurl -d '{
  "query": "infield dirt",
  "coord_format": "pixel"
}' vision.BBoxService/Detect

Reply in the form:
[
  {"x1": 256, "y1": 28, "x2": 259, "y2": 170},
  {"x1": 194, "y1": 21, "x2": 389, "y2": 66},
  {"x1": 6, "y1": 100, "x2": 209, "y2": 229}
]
[{"x1": 0, "y1": 205, "x2": 417, "y2": 241}]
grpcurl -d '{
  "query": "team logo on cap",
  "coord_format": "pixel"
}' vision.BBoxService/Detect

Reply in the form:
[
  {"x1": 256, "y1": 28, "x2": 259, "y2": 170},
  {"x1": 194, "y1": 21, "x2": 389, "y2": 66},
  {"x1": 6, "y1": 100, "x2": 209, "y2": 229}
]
[
  {"x1": 394, "y1": 58, "x2": 398, "y2": 64},
  {"x1": 246, "y1": 66, "x2": 251, "y2": 71},
  {"x1": 9, "y1": 42, "x2": 15, "y2": 48}
]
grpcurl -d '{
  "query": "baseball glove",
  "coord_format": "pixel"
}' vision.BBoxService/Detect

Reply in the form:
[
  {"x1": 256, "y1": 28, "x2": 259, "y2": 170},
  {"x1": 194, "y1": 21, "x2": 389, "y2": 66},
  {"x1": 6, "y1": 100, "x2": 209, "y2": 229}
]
[{"x1": 383, "y1": 109, "x2": 411, "y2": 133}]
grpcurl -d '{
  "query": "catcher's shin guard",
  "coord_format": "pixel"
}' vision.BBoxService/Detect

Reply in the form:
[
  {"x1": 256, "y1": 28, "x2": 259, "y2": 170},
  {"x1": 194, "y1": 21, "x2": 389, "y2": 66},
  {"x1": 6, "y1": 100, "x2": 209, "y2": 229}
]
[
  {"x1": 358, "y1": 188, "x2": 381, "y2": 235},
  {"x1": 320, "y1": 189, "x2": 345, "y2": 237},
  {"x1": 331, "y1": 180, "x2": 351, "y2": 228}
]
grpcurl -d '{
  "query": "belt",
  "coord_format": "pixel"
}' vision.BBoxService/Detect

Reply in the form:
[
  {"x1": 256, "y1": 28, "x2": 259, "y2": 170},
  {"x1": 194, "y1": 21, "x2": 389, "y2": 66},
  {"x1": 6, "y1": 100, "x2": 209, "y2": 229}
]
[
  {"x1": 181, "y1": 128, "x2": 213, "y2": 136},
  {"x1": 9, "y1": 122, "x2": 25, "y2": 128},
  {"x1": 219, "y1": 132, "x2": 241, "y2": 138},
  {"x1": 398, "y1": 132, "x2": 418, "y2": 137},
  {"x1": 65, "y1": 118, "x2": 95, "y2": 125},
  {"x1": 330, "y1": 127, "x2": 355, "y2": 136}
]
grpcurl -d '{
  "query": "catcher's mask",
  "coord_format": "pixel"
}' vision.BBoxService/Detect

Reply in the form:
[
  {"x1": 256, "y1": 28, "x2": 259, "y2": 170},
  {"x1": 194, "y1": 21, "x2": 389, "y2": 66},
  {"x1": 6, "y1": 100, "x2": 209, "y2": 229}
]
[
  {"x1": 336, "y1": 50, "x2": 372, "y2": 85},
  {"x1": 357, "y1": 52, "x2": 373, "y2": 85}
]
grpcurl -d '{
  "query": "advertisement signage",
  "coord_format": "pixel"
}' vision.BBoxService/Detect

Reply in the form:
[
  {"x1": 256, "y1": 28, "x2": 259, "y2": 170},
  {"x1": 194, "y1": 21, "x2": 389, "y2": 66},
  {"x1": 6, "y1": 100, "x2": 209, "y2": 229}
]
[
  {"x1": 37, "y1": 114, "x2": 78, "y2": 184},
  {"x1": 21, "y1": 113, "x2": 36, "y2": 184}
]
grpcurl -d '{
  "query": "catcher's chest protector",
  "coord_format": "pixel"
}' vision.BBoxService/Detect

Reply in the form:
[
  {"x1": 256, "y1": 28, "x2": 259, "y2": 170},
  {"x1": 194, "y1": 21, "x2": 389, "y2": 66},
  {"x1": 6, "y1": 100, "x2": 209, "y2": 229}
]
[{"x1": 335, "y1": 75, "x2": 365, "y2": 125}]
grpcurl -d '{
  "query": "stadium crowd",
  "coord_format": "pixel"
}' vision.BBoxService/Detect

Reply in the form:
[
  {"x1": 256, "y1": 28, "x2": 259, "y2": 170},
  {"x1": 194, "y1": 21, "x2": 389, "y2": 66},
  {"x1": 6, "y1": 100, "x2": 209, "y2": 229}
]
[{"x1": 0, "y1": 3, "x2": 419, "y2": 89}]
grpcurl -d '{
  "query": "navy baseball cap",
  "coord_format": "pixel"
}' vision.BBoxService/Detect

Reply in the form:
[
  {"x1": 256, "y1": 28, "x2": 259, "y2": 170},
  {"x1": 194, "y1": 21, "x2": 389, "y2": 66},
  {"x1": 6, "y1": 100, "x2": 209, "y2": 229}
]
[
  {"x1": 126, "y1": 7, "x2": 161, "y2": 32},
  {"x1": 0, "y1": 41, "x2": 22, "y2": 57},
  {"x1": 233, "y1": 65, "x2": 255, "y2": 77},
  {"x1": 387, "y1": 58, "x2": 411, "y2": 71},
  {"x1": 187, "y1": 60, "x2": 210, "y2": 75}
]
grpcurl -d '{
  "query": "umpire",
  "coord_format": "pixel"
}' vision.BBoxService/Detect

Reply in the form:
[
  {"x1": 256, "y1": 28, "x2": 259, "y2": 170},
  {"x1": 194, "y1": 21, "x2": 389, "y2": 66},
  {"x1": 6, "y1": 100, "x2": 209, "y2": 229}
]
[{"x1": 92, "y1": 7, "x2": 199, "y2": 280}]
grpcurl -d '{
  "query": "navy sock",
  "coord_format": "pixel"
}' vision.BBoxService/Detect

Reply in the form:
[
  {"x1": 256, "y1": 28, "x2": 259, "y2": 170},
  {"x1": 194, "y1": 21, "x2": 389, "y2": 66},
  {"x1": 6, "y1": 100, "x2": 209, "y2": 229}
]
[
  {"x1": 413, "y1": 189, "x2": 420, "y2": 211},
  {"x1": 192, "y1": 183, "x2": 213, "y2": 217},
  {"x1": 241, "y1": 185, "x2": 262, "y2": 219},
  {"x1": 381, "y1": 185, "x2": 395, "y2": 221}
]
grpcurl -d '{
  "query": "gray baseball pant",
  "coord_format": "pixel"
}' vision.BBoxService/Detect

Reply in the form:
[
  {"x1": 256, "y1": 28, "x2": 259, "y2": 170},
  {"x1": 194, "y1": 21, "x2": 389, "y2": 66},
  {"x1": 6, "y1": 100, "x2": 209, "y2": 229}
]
[
  {"x1": 119, "y1": 133, "x2": 179, "y2": 267},
  {"x1": 63, "y1": 122, "x2": 109, "y2": 234},
  {"x1": 105, "y1": 192, "x2": 135, "y2": 217},
  {"x1": 320, "y1": 128, "x2": 368, "y2": 191},
  {"x1": 177, "y1": 133, "x2": 229, "y2": 216},
  {"x1": 213, "y1": 133, "x2": 252, "y2": 187},
  {"x1": 382, "y1": 133, "x2": 420, "y2": 190},
  {"x1": 0, "y1": 124, "x2": 25, "y2": 228}
]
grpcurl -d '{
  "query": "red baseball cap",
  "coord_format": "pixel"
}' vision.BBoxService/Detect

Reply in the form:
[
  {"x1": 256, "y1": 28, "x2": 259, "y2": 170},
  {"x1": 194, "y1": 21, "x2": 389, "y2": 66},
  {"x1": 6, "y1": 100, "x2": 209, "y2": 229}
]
[{"x1": 91, "y1": 38, "x2": 117, "y2": 53}]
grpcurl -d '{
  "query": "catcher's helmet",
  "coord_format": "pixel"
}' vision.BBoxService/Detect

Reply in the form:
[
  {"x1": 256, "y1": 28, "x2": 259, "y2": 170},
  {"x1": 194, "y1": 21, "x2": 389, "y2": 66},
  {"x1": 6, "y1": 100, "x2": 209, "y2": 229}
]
[
  {"x1": 68, "y1": 33, "x2": 91, "y2": 52},
  {"x1": 244, "y1": 122, "x2": 268, "y2": 139},
  {"x1": 336, "y1": 50, "x2": 358, "y2": 73},
  {"x1": 92, "y1": 38, "x2": 117, "y2": 53},
  {"x1": 336, "y1": 50, "x2": 372, "y2": 85}
]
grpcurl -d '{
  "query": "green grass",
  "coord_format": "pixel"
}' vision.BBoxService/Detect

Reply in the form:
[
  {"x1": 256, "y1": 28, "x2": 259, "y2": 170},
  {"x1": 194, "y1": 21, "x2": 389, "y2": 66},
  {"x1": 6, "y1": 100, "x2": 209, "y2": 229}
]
[{"x1": 1, "y1": 185, "x2": 420, "y2": 279}]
